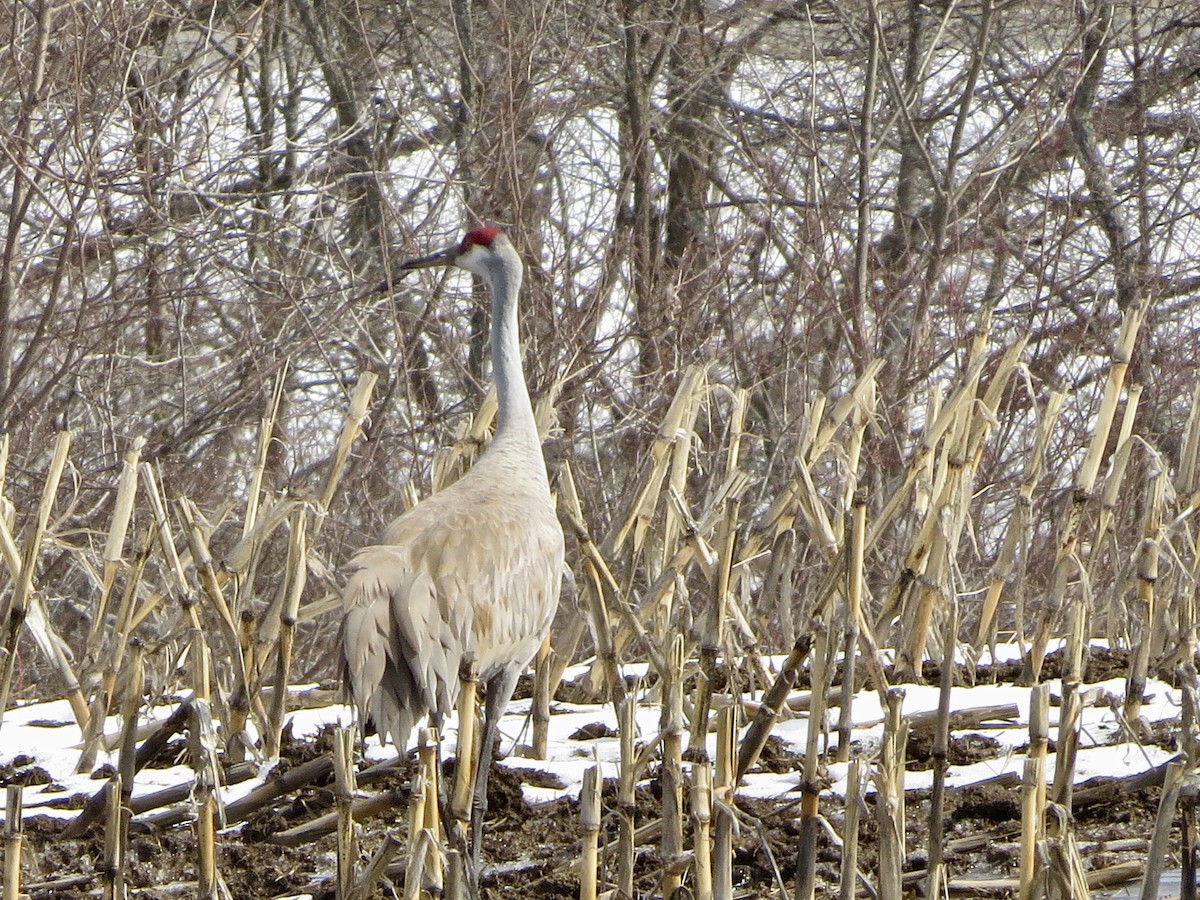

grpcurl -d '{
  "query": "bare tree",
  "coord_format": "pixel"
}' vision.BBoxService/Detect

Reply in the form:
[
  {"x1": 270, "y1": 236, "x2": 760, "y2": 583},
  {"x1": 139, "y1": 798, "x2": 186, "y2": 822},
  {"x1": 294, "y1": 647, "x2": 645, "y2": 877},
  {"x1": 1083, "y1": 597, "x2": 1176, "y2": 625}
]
[{"x1": 0, "y1": 0, "x2": 1198, "y2": 693}]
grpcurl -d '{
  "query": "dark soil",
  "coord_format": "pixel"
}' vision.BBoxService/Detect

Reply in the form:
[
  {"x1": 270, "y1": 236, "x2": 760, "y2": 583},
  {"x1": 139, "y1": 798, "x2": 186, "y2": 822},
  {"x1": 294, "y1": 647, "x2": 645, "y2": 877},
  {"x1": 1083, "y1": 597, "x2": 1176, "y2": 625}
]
[{"x1": 906, "y1": 730, "x2": 1003, "y2": 769}]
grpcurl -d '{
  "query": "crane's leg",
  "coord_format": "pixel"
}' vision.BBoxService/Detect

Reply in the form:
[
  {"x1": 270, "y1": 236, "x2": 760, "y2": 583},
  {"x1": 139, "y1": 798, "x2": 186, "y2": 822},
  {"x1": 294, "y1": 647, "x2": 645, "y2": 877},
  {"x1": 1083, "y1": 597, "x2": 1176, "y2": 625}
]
[
  {"x1": 450, "y1": 660, "x2": 479, "y2": 843},
  {"x1": 470, "y1": 667, "x2": 521, "y2": 869},
  {"x1": 429, "y1": 712, "x2": 454, "y2": 838}
]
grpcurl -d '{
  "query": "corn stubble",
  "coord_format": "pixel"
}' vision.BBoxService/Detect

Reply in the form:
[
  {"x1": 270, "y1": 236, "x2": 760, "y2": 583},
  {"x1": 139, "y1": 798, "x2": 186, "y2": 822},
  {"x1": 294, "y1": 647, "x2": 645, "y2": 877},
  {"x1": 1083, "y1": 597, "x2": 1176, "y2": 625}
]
[{"x1": 0, "y1": 335, "x2": 1194, "y2": 899}]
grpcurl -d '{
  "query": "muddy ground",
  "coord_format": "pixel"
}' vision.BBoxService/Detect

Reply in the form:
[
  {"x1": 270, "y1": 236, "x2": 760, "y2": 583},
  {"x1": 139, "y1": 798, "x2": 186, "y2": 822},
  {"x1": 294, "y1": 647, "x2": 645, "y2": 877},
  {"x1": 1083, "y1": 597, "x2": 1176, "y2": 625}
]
[{"x1": 4, "y1": 649, "x2": 1181, "y2": 898}]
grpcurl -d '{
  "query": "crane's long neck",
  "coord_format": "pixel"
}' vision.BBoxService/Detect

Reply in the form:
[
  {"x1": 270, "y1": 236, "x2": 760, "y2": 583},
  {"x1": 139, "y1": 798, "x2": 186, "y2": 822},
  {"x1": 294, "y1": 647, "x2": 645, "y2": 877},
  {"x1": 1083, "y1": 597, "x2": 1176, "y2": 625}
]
[{"x1": 487, "y1": 257, "x2": 543, "y2": 464}]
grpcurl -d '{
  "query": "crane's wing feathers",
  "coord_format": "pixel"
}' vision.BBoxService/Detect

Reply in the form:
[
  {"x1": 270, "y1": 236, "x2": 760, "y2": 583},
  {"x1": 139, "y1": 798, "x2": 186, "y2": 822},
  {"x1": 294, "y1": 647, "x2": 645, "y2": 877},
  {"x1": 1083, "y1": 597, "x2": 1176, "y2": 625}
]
[
  {"x1": 339, "y1": 544, "x2": 467, "y2": 748},
  {"x1": 340, "y1": 470, "x2": 565, "y2": 751},
  {"x1": 392, "y1": 493, "x2": 564, "y2": 680}
]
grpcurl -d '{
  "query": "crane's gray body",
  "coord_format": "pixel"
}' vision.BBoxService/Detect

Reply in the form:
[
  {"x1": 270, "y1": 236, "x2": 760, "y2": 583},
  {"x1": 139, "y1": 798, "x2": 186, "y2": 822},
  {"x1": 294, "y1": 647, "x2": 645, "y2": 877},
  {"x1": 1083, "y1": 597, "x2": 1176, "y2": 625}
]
[{"x1": 341, "y1": 439, "x2": 563, "y2": 748}]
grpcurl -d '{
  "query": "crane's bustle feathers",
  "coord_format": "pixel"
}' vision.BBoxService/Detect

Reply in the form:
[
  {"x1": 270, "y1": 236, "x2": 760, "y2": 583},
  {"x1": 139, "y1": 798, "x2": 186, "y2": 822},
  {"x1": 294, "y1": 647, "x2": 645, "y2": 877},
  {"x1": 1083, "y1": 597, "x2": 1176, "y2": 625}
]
[{"x1": 340, "y1": 547, "x2": 463, "y2": 746}]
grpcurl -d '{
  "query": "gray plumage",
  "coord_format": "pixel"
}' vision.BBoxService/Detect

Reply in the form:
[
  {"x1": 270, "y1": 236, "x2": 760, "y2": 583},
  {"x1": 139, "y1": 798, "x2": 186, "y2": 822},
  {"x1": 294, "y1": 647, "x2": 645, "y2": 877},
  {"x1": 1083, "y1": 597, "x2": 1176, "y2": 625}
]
[
  {"x1": 340, "y1": 451, "x2": 563, "y2": 745},
  {"x1": 338, "y1": 226, "x2": 564, "y2": 861}
]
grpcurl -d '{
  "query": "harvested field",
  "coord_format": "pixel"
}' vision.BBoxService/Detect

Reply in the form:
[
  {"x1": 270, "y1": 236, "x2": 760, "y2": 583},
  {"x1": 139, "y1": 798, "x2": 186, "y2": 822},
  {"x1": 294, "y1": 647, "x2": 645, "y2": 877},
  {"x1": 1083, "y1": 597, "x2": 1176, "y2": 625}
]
[
  {"x1": 0, "y1": 646, "x2": 1188, "y2": 899},
  {"x1": 3, "y1": 3, "x2": 1200, "y2": 898}
]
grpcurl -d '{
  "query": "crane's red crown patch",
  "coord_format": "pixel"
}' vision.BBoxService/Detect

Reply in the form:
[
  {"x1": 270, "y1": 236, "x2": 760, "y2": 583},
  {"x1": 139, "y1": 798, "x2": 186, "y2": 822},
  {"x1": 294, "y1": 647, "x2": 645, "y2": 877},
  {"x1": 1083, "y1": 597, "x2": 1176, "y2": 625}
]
[{"x1": 462, "y1": 226, "x2": 502, "y2": 250}]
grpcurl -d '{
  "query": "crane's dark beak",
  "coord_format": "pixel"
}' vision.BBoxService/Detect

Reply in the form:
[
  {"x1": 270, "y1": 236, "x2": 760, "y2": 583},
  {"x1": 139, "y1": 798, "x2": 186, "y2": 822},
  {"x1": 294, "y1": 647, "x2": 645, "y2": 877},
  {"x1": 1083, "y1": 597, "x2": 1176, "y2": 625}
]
[
  {"x1": 372, "y1": 244, "x2": 459, "y2": 295},
  {"x1": 399, "y1": 245, "x2": 458, "y2": 272}
]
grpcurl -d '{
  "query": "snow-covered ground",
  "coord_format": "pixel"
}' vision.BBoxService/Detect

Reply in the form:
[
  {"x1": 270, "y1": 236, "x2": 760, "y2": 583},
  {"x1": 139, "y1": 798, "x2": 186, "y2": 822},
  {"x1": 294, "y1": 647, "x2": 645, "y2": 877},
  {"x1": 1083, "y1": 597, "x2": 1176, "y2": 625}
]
[{"x1": 0, "y1": 642, "x2": 1180, "y2": 827}]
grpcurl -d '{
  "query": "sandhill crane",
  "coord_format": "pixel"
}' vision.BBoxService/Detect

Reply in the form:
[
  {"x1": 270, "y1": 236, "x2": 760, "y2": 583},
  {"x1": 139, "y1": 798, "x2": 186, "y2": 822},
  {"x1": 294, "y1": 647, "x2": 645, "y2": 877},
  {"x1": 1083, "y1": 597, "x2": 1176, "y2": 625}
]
[{"x1": 339, "y1": 226, "x2": 565, "y2": 867}]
